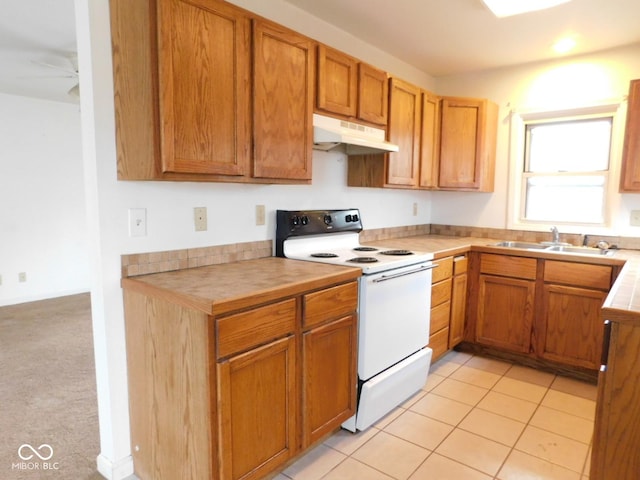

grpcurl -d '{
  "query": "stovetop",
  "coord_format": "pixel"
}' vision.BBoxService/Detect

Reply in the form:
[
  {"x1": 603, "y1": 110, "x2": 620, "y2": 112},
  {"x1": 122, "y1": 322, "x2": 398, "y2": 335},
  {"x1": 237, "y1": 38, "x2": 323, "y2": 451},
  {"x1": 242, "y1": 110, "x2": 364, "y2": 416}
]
[{"x1": 275, "y1": 209, "x2": 433, "y2": 274}]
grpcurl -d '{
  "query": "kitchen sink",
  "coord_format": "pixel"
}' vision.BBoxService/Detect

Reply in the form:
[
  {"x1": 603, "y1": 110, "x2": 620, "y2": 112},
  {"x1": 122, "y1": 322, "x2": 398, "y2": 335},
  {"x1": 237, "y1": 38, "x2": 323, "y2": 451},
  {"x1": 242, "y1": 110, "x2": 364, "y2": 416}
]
[
  {"x1": 490, "y1": 241, "x2": 615, "y2": 257},
  {"x1": 492, "y1": 241, "x2": 549, "y2": 250}
]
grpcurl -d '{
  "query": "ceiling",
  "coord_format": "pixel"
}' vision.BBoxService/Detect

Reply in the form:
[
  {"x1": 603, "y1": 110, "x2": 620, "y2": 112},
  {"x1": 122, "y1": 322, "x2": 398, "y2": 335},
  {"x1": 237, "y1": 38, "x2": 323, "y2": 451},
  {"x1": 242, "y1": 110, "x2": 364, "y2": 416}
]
[{"x1": 1, "y1": 0, "x2": 640, "y2": 104}]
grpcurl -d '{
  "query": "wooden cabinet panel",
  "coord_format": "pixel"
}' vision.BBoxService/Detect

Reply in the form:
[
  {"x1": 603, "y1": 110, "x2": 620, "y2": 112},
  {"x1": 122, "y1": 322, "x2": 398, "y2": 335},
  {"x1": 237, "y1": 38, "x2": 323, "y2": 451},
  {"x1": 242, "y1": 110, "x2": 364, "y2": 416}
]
[
  {"x1": 302, "y1": 315, "x2": 357, "y2": 446},
  {"x1": 439, "y1": 97, "x2": 497, "y2": 191},
  {"x1": 316, "y1": 45, "x2": 357, "y2": 117},
  {"x1": 358, "y1": 63, "x2": 389, "y2": 125},
  {"x1": 480, "y1": 253, "x2": 537, "y2": 280},
  {"x1": 449, "y1": 271, "x2": 467, "y2": 347},
  {"x1": 592, "y1": 321, "x2": 640, "y2": 479},
  {"x1": 619, "y1": 79, "x2": 640, "y2": 192},
  {"x1": 539, "y1": 285, "x2": 606, "y2": 369},
  {"x1": 419, "y1": 90, "x2": 441, "y2": 188},
  {"x1": 544, "y1": 260, "x2": 611, "y2": 290},
  {"x1": 252, "y1": 20, "x2": 314, "y2": 181},
  {"x1": 476, "y1": 275, "x2": 535, "y2": 353},
  {"x1": 303, "y1": 281, "x2": 358, "y2": 329},
  {"x1": 217, "y1": 336, "x2": 297, "y2": 480},
  {"x1": 386, "y1": 78, "x2": 422, "y2": 187},
  {"x1": 430, "y1": 326, "x2": 450, "y2": 361},
  {"x1": 216, "y1": 299, "x2": 296, "y2": 358},
  {"x1": 157, "y1": 0, "x2": 251, "y2": 176},
  {"x1": 431, "y1": 278, "x2": 452, "y2": 307},
  {"x1": 431, "y1": 301, "x2": 451, "y2": 333},
  {"x1": 432, "y1": 256, "x2": 454, "y2": 283}
]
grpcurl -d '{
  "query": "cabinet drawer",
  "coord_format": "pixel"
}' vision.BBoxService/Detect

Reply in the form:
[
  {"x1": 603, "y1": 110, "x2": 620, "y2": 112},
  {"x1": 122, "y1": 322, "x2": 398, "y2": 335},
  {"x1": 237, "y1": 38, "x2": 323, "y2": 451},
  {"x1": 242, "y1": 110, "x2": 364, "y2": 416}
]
[
  {"x1": 453, "y1": 255, "x2": 468, "y2": 275},
  {"x1": 432, "y1": 257, "x2": 453, "y2": 283},
  {"x1": 217, "y1": 299, "x2": 296, "y2": 358},
  {"x1": 304, "y1": 282, "x2": 358, "y2": 329},
  {"x1": 430, "y1": 301, "x2": 451, "y2": 333},
  {"x1": 430, "y1": 327, "x2": 449, "y2": 361},
  {"x1": 431, "y1": 278, "x2": 452, "y2": 307},
  {"x1": 480, "y1": 253, "x2": 537, "y2": 280},
  {"x1": 544, "y1": 260, "x2": 612, "y2": 290}
]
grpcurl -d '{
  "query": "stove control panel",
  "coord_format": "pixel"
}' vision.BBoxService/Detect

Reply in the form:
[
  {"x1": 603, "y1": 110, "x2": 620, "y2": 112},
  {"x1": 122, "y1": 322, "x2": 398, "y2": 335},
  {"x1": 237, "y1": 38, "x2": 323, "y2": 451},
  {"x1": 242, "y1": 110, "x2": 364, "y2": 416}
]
[{"x1": 275, "y1": 209, "x2": 363, "y2": 256}]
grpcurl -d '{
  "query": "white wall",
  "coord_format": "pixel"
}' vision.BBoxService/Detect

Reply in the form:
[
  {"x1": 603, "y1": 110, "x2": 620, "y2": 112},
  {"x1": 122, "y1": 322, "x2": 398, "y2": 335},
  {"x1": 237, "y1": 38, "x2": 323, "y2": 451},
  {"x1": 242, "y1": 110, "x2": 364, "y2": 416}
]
[
  {"x1": 430, "y1": 43, "x2": 640, "y2": 235},
  {"x1": 0, "y1": 93, "x2": 89, "y2": 306}
]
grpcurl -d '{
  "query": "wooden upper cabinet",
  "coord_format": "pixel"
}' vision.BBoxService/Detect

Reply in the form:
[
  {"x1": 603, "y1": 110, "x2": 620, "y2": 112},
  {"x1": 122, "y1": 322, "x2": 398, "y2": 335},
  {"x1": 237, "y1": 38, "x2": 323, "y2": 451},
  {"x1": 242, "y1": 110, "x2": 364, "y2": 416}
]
[
  {"x1": 419, "y1": 90, "x2": 441, "y2": 188},
  {"x1": 386, "y1": 78, "x2": 422, "y2": 187},
  {"x1": 253, "y1": 20, "x2": 314, "y2": 181},
  {"x1": 619, "y1": 79, "x2": 640, "y2": 192},
  {"x1": 358, "y1": 63, "x2": 388, "y2": 125},
  {"x1": 439, "y1": 97, "x2": 498, "y2": 191},
  {"x1": 315, "y1": 45, "x2": 388, "y2": 126},
  {"x1": 157, "y1": 0, "x2": 251, "y2": 176},
  {"x1": 316, "y1": 45, "x2": 357, "y2": 118}
]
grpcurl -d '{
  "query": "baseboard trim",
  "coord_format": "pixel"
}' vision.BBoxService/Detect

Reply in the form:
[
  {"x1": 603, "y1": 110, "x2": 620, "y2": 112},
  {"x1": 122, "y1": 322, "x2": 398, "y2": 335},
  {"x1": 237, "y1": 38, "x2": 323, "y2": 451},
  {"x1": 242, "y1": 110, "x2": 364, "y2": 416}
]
[{"x1": 97, "y1": 453, "x2": 135, "y2": 480}]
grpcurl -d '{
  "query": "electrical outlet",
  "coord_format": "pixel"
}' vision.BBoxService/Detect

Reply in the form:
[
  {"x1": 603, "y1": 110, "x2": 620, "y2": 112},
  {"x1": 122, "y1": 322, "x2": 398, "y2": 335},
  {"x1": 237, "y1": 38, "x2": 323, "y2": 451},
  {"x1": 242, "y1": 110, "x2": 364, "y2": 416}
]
[
  {"x1": 412, "y1": 202, "x2": 418, "y2": 216},
  {"x1": 194, "y1": 207, "x2": 207, "y2": 231},
  {"x1": 256, "y1": 205, "x2": 266, "y2": 226},
  {"x1": 18, "y1": 272, "x2": 26, "y2": 283},
  {"x1": 631, "y1": 210, "x2": 640, "y2": 226},
  {"x1": 128, "y1": 208, "x2": 147, "y2": 237}
]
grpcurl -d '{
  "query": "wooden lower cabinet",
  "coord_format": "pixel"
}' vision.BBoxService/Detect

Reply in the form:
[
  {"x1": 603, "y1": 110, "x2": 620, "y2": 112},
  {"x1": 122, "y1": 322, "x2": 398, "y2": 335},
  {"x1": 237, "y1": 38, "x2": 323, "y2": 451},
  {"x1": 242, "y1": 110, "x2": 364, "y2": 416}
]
[
  {"x1": 449, "y1": 255, "x2": 468, "y2": 347},
  {"x1": 217, "y1": 336, "x2": 297, "y2": 480},
  {"x1": 476, "y1": 274, "x2": 535, "y2": 353},
  {"x1": 123, "y1": 279, "x2": 358, "y2": 480}
]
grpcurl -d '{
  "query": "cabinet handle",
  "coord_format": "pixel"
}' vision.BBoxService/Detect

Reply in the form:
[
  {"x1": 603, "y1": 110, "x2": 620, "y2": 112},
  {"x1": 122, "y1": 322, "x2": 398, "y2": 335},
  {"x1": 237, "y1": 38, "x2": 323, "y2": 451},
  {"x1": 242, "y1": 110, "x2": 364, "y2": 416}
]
[{"x1": 600, "y1": 319, "x2": 612, "y2": 372}]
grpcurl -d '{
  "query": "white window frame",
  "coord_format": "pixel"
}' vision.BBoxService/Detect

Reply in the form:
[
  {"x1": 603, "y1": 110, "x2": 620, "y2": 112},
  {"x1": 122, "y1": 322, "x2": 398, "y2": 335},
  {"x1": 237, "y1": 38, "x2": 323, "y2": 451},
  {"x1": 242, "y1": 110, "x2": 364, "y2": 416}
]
[{"x1": 507, "y1": 102, "x2": 626, "y2": 234}]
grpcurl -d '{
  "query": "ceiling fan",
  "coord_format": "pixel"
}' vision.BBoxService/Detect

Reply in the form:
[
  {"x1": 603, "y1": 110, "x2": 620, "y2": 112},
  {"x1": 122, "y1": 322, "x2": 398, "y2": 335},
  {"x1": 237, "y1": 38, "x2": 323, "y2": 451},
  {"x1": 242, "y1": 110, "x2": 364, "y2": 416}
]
[{"x1": 31, "y1": 51, "x2": 79, "y2": 98}]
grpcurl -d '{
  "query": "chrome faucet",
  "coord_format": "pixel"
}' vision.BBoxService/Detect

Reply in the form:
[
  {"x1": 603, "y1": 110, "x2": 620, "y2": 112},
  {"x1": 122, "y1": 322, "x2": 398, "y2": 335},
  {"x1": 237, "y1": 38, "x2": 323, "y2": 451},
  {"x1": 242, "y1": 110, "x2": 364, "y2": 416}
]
[{"x1": 551, "y1": 226, "x2": 559, "y2": 244}]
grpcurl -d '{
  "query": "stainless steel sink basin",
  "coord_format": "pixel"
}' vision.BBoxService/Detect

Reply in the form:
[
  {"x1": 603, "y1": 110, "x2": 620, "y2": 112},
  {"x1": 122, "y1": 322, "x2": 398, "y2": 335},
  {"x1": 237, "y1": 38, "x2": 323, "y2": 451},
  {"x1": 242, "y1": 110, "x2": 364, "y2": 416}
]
[
  {"x1": 492, "y1": 241, "x2": 549, "y2": 250},
  {"x1": 546, "y1": 245, "x2": 615, "y2": 257},
  {"x1": 490, "y1": 241, "x2": 615, "y2": 257}
]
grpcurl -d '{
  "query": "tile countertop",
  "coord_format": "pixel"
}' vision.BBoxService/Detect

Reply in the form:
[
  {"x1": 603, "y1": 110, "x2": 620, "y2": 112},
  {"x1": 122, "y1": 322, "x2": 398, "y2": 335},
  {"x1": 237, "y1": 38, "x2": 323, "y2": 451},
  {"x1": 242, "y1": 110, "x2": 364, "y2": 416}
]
[
  {"x1": 366, "y1": 234, "x2": 640, "y2": 326},
  {"x1": 121, "y1": 256, "x2": 361, "y2": 316}
]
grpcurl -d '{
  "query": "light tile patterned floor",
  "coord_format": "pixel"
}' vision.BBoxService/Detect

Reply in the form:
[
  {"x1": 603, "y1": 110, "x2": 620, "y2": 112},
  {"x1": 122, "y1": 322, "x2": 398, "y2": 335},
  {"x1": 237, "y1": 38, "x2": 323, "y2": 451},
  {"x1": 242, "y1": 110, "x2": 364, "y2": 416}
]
[{"x1": 275, "y1": 351, "x2": 595, "y2": 480}]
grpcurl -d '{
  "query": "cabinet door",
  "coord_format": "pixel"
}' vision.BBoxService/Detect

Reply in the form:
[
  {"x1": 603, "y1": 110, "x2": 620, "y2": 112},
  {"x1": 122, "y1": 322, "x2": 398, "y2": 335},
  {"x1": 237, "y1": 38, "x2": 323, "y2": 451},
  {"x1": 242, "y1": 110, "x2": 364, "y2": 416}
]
[
  {"x1": 217, "y1": 336, "x2": 297, "y2": 480},
  {"x1": 386, "y1": 78, "x2": 422, "y2": 187},
  {"x1": 539, "y1": 284, "x2": 606, "y2": 369},
  {"x1": 449, "y1": 272, "x2": 467, "y2": 347},
  {"x1": 253, "y1": 20, "x2": 314, "y2": 181},
  {"x1": 619, "y1": 79, "x2": 640, "y2": 191},
  {"x1": 302, "y1": 315, "x2": 357, "y2": 446},
  {"x1": 358, "y1": 63, "x2": 388, "y2": 125},
  {"x1": 419, "y1": 90, "x2": 441, "y2": 188},
  {"x1": 316, "y1": 45, "x2": 357, "y2": 117},
  {"x1": 157, "y1": 0, "x2": 251, "y2": 175},
  {"x1": 476, "y1": 274, "x2": 535, "y2": 353},
  {"x1": 439, "y1": 97, "x2": 497, "y2": 191}
]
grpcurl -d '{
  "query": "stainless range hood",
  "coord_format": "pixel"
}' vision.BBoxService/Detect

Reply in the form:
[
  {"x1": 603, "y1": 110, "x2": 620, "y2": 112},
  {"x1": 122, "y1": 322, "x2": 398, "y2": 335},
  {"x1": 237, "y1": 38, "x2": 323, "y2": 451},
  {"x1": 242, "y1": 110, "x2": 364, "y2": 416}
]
[{"x1": 312, "y1": 113, "x2": 399, "y2": 155}]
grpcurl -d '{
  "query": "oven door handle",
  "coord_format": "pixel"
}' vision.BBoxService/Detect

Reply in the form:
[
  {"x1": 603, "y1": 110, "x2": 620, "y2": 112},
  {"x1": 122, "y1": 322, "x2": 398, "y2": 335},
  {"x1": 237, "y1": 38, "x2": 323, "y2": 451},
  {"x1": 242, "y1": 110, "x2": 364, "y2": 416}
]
[{"x1": 372, "y1": 263, "x2": 437, "y2": 283}]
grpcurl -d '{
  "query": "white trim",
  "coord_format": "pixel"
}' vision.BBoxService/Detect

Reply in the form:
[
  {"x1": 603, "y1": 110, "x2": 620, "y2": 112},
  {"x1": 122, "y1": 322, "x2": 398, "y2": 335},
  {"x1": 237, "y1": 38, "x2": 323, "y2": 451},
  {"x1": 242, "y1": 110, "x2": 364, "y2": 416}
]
[{"x1": 96, "y1": 453, "x2": 135, "y2": 480}]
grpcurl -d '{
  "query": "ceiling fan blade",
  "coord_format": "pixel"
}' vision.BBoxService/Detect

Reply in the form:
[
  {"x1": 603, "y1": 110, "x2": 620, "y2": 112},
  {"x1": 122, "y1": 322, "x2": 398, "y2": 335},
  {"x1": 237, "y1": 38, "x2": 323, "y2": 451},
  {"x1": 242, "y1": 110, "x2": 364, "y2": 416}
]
[{"x1": 32, "y1": 60, "x2": 78, "y2": 76}]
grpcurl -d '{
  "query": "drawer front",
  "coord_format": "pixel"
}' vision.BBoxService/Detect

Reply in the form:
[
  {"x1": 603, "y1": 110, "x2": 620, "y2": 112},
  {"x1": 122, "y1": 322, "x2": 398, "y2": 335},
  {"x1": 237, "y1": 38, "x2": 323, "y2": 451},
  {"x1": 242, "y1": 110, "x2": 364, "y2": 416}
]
[
  {"x1": 431, "y1": 278, "x2": 452, "y2": 307},
  {"x1": 430, "y1": 300, "x2": 451, "y2": 333},
  {"x1": 304, "y1": 281, "x2": 358, "y2": 329},
  {"x1": 430, "y1": 327, "x2": 449, "y2": 361},
  {"x1": 480, "y1": 253, "x2": 537, "y2": 280},
  {"x1": 453, "y1": 255, "x2": 468, "y2": 275},
  {"x1": 432, "y1": 256, "x2": 453, "y2": 283},
  {"x1": 217, "y1": 299, "x2": 296, "y2": 358},
  {"x1": 544, "y1": 260, "x2": 612, "y2": 290}
]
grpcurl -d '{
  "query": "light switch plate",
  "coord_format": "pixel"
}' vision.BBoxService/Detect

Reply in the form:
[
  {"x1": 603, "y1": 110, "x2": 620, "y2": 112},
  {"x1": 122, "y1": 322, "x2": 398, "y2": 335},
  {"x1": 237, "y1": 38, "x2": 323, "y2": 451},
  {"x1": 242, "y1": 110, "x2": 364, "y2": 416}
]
[
  {"x1": 631, "y1": 210, "x2": 640, "y2": 226},
  {"x1": 129, "y1": 208, "x2": 147, "y2": 237},
  {"x1": 256, "y1": 205, "x2": 266, "y2": 226},
  {"x1": 194, "y1": 207, "x2": 207, "y2": 231}
]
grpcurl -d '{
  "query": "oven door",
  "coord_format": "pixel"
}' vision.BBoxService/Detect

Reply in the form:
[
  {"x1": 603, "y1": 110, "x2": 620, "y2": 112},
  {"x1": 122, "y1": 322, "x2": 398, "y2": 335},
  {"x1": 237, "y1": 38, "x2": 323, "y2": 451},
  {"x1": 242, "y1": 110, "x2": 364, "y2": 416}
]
[{"x1": 358, "y1": 261, "x2": 434, "y2": 380}]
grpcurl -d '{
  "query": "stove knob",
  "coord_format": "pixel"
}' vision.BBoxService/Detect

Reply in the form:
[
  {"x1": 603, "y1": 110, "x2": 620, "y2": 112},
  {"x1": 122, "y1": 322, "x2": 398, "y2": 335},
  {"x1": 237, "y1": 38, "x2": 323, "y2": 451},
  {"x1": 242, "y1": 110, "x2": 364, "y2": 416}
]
[
  {"x1": 301, "y1": 215, "x2": 309, "y2": 225},
  {"x1": 291, "y1": 216, "x2": 300, "y2": 226},
  {"x1": 323, "y1": 214, "x2": 333, "y2": 225},
  {"x1": 352, "y1": 214, "x2": 359, "y2": 222},
  {"x1": 345, "y1": 214, "x2": 353, "y2": 222}
]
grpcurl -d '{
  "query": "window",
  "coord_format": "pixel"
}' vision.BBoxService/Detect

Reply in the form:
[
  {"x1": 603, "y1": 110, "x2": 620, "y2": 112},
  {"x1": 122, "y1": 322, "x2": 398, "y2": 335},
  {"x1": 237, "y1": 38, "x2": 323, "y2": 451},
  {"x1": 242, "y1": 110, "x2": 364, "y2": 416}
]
[
  {"x1": 508, "y1": 104, "x2": 621, "y2": 231},
  {"x1": 522, "y1": 117, "x2": 612, "y2": 224}
]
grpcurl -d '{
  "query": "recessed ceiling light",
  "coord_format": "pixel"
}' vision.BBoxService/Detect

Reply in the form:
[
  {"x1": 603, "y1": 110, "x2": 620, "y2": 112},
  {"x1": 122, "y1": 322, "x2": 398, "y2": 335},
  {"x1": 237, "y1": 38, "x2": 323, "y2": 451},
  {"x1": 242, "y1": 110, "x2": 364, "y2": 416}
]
[
  {"x1": 482, "y1": 0, "x2": 572, "y2": 18},
  {"x1": 553, "y1": 36, "x2": 577, "y2": 54}
]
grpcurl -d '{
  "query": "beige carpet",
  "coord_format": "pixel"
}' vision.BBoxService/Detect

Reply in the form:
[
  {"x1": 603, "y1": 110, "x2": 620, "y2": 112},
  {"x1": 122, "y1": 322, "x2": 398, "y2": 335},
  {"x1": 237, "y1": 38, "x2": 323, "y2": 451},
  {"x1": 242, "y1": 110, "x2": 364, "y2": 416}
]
[{"x1": 0, "y1": 293, "x2": 103, "y2": 479}]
